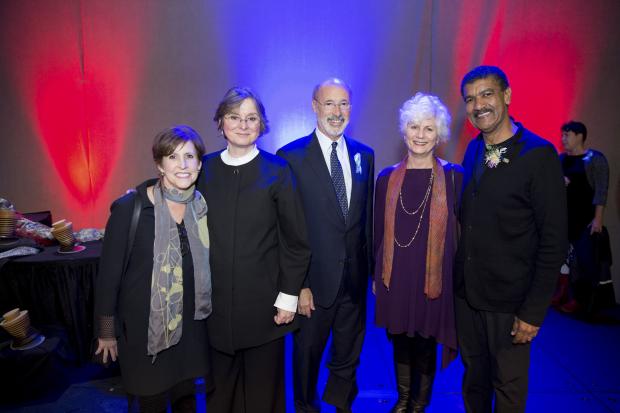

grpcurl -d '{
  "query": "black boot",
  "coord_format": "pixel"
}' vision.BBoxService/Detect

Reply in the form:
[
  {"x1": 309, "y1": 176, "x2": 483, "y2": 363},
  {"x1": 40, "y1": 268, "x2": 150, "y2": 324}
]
[
  {"x1": 409, "y1": 371, "x2": 435, "y2": 413},
  {"x1": 389, "y1": 363, "x2": 411, "y2": 413}
]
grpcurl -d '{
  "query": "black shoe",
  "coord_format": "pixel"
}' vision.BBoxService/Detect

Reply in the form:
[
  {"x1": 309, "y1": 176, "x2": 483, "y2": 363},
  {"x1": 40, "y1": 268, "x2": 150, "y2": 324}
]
[
  {"x1": 389, "y1": 362, "x2": 411, "y2": 413},
  {"x1": 409, "y1": 371, "x2": 435, "y2": 413}
]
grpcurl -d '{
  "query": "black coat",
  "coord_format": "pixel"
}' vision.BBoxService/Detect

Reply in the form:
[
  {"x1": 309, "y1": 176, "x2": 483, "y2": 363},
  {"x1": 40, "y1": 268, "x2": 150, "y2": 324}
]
[
  {"x1": 455, "y1": 124, "x2": 568, "y2": 327},
  {"x1": 198, "y1": 151, "x2": 311, "y2": 354},
  {"x1": 95, "y1": 179, "x2": 213, "y2": 396},
  {"x1": 277, "y1": 132, "x2": 374, "y2": 308}
]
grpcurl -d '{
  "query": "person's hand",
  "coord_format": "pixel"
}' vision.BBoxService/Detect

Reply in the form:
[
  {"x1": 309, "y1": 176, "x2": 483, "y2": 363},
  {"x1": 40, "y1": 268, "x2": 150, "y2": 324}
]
[
  {"x1": 95, "y1": 338, "x2": 118, "y2": 363},
  {"x1": 298, "y1": 288, "x2": 315, "y2": 318},
  {"x1": 274, "y1": 308, "x2": 295, "y2": 325},
  {"x1": 564, "y1": 176, "x2": 570, "y2": 186},
  {"x1": 511, "y1": 316, "x2": 540, "y2": 344},
  {"x1": 590, "y1": 219, "x2": 603, "y2": 235},
  {"x1": 372, "y1": 280, "x2": 376, "y2": 295}
]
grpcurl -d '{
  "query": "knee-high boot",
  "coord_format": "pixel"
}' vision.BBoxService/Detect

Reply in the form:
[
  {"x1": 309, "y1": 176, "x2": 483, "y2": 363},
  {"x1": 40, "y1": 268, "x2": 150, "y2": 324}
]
[
  {"x1": 551, "y1": 273, "x2": 569, "y2": 306},
  {"x1": 409, "y1": 371, "x2": 435, "y2": 413},
  {"x1": 389, "y1": 362, "x2": 411, "y2": 413}
]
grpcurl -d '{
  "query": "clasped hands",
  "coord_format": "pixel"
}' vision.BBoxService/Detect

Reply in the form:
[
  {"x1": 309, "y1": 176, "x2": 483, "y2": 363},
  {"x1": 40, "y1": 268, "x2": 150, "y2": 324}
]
[
  {"x1": 511, "y1": 316, "x2": 539, "y2": 344},
  {"x1": 274, "y1": 308, "x2": 295, "y2": 325}
]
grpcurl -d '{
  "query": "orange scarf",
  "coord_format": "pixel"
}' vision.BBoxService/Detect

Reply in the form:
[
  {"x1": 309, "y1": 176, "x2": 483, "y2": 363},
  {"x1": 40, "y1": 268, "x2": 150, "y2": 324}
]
[{"x1": 381, "y1": 156, "x2": 447, "y2": 298}]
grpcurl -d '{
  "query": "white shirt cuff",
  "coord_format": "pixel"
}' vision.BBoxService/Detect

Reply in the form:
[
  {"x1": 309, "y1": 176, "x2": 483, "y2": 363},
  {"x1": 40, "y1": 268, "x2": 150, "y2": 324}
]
[{"x1": 274, "y1": 292, "x2": 298, "y2": 313}]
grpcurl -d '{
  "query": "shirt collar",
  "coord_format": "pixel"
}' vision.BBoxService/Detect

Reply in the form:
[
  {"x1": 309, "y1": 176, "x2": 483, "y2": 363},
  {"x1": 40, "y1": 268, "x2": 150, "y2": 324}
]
[
  {"x1": 315, "y1": 128, "x2": 345, "y2": 155},
  {"x1": 220, "y1": 144, "x2": 260, "y2": 166}
]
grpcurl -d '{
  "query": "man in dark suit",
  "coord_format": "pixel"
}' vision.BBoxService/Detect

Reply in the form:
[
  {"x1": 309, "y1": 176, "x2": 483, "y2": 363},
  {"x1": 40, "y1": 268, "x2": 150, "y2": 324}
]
[
  {"x1": 455, "y1": 65, "x2": 567, "y2": 412},
  {"x1": 277, "y1": 78, "x2": 374, "y2": 413}
]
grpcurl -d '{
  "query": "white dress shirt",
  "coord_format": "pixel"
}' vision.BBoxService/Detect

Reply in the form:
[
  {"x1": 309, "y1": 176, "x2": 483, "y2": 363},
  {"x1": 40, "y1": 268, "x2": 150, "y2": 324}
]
[
  {"x1": 315, "y1": 128, "x2": 352, "y2": 208},
  {"x1": 220, "y1": 144, "x2": 298, "y2": 313}
]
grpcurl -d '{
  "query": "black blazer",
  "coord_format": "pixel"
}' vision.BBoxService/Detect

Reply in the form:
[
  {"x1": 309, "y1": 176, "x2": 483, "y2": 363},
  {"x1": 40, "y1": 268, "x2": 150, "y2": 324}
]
[
  {"x1": 455, "y1": 123, "x2": 568, "y2": 327},
  {"x1": 198, "y1": 151, "x2": 311, "y2": 354},
  {"x1": 277, "y1": 132, "x2": 375, "y2": 308}
]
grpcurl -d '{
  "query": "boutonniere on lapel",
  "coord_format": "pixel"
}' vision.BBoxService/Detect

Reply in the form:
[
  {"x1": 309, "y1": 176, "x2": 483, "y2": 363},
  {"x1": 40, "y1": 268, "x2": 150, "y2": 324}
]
[
  {"x1": 354, "y1": 153, "x2": 362, "y2": 174},
  {"x1": 484, "y1": 144, "x2": 509, "y2": 168}
]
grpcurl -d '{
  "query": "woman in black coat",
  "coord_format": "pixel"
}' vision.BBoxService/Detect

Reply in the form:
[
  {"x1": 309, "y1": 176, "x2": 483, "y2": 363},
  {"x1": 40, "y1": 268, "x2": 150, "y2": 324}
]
[
  {"x1": 94, "y1": 126, "x2": 213, "y2": 413},
  {"x1": 200, "y1": 87, "x2": 312, "y2": 413}
]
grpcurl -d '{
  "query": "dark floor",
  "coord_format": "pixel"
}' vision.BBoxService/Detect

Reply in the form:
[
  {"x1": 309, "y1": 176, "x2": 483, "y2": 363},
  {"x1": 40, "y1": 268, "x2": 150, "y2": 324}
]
[{"x1": 1, "y1": 282, "x2": 619, "y2": 412}]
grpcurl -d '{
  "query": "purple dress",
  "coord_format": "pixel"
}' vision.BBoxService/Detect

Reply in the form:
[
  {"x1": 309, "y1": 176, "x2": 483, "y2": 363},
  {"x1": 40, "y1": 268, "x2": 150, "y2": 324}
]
[{"x1": 373, "y1": 164, "x2": 461, "y2": 370}]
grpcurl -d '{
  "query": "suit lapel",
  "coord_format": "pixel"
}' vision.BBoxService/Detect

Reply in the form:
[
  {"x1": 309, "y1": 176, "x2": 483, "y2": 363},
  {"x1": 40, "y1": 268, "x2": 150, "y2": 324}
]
[
  {"x1": 304, "y1": 133, "x2": 346, "y2": 223},
  {"x1": 345, "y1": 137, "x2": 360, "y2": 230}
]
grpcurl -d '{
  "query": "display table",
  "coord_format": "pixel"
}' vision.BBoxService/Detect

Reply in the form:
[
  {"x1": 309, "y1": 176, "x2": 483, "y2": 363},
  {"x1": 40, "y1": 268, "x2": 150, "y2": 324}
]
[
  {"x1": 0, "y1": 325, "x2": 76, "y2": 404},
  {"x1": 0, "y1": 241, "x2": 103, "y2": 366}
]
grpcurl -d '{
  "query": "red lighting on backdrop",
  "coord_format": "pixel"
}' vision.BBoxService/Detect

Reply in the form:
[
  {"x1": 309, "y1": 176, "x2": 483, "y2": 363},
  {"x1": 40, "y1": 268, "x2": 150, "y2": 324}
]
[{"x1": 35, "y1": 73, "x2": 92, "y2": 203}]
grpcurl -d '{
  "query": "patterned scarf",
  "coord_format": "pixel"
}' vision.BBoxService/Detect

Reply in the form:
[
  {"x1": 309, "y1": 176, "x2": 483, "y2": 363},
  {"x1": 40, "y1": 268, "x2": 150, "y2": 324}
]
[
  {"x1": 149, "y1": 179, "x2": 212, "y2": 362},
  {"x1": 381, "y1": 156, "x2": 448, "y2": 298}
]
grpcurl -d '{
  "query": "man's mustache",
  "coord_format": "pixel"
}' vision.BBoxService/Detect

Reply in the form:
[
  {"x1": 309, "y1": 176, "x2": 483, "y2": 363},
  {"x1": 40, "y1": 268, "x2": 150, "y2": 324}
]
[
  {"x1": 473, "y1": 108, "x2": 492, "y2": 118},
  {"x1": 327, "y1": 115, "x2": 345, "y2": 122}
]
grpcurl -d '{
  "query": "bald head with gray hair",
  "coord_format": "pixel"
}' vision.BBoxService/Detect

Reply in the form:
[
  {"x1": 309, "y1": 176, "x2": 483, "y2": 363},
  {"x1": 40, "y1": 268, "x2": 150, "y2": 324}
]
[{"x1": 312, "y1": 77, "x2": 353, "y2": 102}]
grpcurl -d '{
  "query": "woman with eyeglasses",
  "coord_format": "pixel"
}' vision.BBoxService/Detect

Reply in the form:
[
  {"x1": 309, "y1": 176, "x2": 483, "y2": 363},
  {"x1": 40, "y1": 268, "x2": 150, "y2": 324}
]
[
  {"x1": 94, "y1": 126, "x2": 213, "y2": 412},
  {"x1": 199, "y1": 87, "x2": 311, "y2": 413}
]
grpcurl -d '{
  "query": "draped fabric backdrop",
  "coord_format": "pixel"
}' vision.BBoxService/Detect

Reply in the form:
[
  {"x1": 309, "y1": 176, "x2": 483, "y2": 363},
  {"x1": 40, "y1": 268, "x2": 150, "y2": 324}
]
[{"x1": 1, "y1": 0, "x2": 619, "y2": 300}]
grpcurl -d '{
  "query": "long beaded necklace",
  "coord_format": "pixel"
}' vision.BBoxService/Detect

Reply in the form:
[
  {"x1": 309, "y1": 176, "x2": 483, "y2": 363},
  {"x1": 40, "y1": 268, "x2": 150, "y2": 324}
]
[{"x1": 395, "y1": 169, "x2": 433, "y2": 248}]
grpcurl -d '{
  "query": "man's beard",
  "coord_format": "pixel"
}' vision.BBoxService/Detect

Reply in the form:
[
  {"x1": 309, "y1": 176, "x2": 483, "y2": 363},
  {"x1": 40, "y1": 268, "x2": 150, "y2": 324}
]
[{"x1": 318, "y1": 115, "x2": 349, "y2": 138}]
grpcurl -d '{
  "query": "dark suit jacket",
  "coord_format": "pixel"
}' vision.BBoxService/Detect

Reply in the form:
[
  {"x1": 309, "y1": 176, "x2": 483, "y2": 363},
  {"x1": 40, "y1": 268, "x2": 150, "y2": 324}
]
[
  {"x1": 277, "y1": 132, "x2": 375, "y2": 308},
  {"x1": 455, "y1": 123, "x2": 568, "y2": 327}
]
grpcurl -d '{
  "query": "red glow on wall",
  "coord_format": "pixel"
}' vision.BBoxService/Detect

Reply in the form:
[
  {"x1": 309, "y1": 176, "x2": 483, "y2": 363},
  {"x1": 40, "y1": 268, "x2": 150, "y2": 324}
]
[
  {"x1": 35, "y1": 73, "x2": 92, "y2": 203},
  {"x1": 1, "y1": 1, "x2": 154, "y2": 229},
  {"x1": 442, "y1": 0, "x2": 603, "y2": 160}
]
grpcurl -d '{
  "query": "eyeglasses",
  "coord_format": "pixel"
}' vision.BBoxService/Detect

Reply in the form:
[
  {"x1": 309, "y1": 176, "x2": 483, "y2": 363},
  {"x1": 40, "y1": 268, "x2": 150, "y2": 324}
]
[
  {"x1": 177, "y1": 223, "x2": 189, "y2": 257},
  {"x1": 314, "y1": 100, "x2": 351, "y2": 111},
  {"x1": 224, "y1": 115, "x2": 261, "y2": 127}
]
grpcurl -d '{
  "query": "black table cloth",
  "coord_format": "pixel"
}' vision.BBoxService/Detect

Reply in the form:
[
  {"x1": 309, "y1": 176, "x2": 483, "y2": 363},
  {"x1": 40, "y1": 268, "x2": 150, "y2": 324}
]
[
  {"x1": 0, "y1": 325, "x2": 76, "y2": 405},
  {"x1": 0, "y1": 240, "x2": 102, "y2": 366}
]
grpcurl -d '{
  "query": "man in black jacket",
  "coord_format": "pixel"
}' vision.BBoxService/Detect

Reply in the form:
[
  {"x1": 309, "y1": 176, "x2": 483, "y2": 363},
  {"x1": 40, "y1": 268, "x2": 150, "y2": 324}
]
[
  {"x1": 455, "y1": 66, "x2": 567, "y2": 412},
  {"x1": 277, "y1": 78, "x2": 374, "y2": 412}
]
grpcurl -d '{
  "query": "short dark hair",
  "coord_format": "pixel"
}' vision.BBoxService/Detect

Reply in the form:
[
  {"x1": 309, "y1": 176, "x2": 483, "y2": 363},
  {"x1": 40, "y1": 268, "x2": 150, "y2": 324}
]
[
  {"x1": 152, "y1": 125, "x2": 206, "y2": 166},
  {"x1": 461, "y1": 65, "x2": 510, "y2": 98},
  {"x1": 561, "y1": 121, "x2": 587, "y2": 142},
  {"x1": 213, "y1": 87, "x2": 270, "y2": 136}
]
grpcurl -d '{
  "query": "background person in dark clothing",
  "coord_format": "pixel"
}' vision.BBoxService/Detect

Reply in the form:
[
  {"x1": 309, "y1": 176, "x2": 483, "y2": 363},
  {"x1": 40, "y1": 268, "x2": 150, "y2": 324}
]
[{"x1": 551, "y1": 121, "x2": 610, "y2": 312}]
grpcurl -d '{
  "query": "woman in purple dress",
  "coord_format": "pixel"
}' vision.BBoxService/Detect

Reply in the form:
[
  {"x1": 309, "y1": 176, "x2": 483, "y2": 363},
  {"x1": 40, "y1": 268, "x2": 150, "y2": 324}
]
[{"x1": 373, "y1": 93, "x2": 462, "y2": 413}]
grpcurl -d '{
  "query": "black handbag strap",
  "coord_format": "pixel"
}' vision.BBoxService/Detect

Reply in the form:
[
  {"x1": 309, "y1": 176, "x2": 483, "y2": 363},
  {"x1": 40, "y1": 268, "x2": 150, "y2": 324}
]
[{"x1": 123, "y1": 191, "x2": 142, "y2": 280}]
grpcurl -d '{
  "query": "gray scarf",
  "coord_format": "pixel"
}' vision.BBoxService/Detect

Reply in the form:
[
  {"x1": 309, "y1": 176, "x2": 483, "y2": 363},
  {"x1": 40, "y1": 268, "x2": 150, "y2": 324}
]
[{"x1": 148, "y1": 179, "x2": 211, "y2": 362}]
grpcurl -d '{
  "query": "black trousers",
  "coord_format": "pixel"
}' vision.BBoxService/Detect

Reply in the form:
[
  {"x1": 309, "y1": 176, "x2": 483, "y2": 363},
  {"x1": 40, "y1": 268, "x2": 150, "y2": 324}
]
[
  {"x1": 293, "y1": 270, "x2": 366, "y2": 412},
  {"x1": 388, "y1": 332, "x2": 437, "y2": 376},
  {"x1": 455, "y1": 294, "x2": 531, "y2": 413},
  {"x1": 205, "y1": 336, "x2": 286, "y2": 413}
]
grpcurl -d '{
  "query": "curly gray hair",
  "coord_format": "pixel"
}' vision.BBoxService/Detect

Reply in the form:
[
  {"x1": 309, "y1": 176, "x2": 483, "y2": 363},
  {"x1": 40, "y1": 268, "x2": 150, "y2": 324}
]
[{"x1": 399, "y1": 92, "x2": 452, "y2": 142}]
